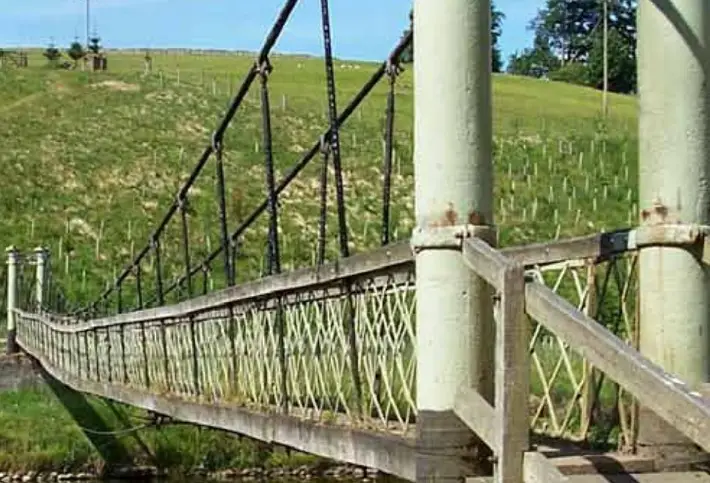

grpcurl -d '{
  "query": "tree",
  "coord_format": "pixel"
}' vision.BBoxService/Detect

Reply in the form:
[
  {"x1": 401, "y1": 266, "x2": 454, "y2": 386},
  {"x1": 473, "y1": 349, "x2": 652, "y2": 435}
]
[
  {"x1": 491, "y1": 6, "x2": 505, "y2": 73},
  {"x1": 587, "y1": 24, "x2": 636, "y2": 93},
  {"x1": 510, "y1": 0, "x2": 637, "y2": 93},
  {"x1": 399, "y1": 10, "x2": 414, "y2": 63},
  {"x1": 398, "y1": 2, "x2": 506, "y2": 72},
  {"x1": 531, "y1": 0, "x2": 636, "y2": 63},
  {"x1": 507, "y1": 33, "x2": 560, "y2": 78},
  {"x1": 67, "y1": 40, "x2": 86, "y2": 67},
  {"x1": 88, "y1": 36, "x2": 102, "y2": 55},
  {"x1": 548, "y1": 61, "x2": 589, "y2": 85},
  {"x1": 43, "y1": 42, "x2": 62, "y2": 66},
  {"x1": 530, "y1": 0, "x2": 600, "y2": 65}
]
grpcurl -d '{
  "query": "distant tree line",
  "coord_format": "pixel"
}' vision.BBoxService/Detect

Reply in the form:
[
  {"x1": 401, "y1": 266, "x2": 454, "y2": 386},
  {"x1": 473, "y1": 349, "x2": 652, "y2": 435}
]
[
  {"x1": 397, "y1": 0, "x2": 636, "y2": 95},
  {"x1": 44, "y1": 36, "x2": 103, "y2": 69},
  {"x1": 507, "y1": 0, "x2": 637, "y2": 94},
  {"x1": 398, "y1": 2, "x2": 506, "y2": 73}
]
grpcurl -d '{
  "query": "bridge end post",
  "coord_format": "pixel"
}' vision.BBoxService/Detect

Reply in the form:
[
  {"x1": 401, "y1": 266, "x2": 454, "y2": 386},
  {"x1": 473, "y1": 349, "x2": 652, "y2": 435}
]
[
  {"x1": 34, "y1": 247, "x2": 47, "y2": 312},
  {"x1": 6, "y1": 246, "x2": 19, "y2": 355},
  {"x1": 412, "y1": 0, "x2": 495, "y2": 480},
  {"x1": 637, "y1": 0, "x2": 710, "y2": 465}
]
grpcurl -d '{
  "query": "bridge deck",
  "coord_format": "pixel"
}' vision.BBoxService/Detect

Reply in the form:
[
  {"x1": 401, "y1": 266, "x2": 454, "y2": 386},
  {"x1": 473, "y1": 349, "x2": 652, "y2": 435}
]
[
  {"x1": 22, "y1": 340, "x2": 417, "y2": 479},
  {"x1": 14, "y1": 232, "x2": 702, "y2": 482}
]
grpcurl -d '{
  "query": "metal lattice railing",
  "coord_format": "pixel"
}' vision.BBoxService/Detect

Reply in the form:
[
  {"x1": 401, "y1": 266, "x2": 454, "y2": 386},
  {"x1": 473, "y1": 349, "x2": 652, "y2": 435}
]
[
  {"x1": 14, "y1": 233, "x2": 642, "y2": 448},
  {"x1": 15, "y1": 248, "x2": 417, "y2": 435},
  {"x1": 527, "y1": 251, "x2": 639, "y2": 449}
]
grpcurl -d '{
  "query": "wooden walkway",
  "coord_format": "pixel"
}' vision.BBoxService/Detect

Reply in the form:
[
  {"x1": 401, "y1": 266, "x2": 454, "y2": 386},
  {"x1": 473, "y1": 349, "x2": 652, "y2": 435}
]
[{"x1": 10, "y1": 231, "x2": 710, "y2": 482}]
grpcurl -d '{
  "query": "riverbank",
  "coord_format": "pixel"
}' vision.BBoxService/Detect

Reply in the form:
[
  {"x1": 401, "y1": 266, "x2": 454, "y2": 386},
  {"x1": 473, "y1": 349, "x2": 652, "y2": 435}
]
[
  {"x1": 0, "y1": 383, "x2": 372, "y2": 480},
  {"x1": 0, "y1": 464, "x2": 381, "y2": 483}
]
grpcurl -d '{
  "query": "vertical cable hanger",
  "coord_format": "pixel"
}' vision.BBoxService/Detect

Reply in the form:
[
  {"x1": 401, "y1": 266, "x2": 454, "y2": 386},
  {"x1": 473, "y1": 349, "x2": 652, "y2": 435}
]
[
  {"x1": 381, "y1": 60, "x2": 401, "y2": 246},
  {"x1": 320, "y1": 0, "x2": 350, "y2": 260}
]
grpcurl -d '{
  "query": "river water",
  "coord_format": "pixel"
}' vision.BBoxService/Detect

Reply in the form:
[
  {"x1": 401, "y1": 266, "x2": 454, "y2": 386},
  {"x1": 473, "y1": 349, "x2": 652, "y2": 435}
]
[{"x1": 104, "y1": 480, "x2": 379, "y2": 483}]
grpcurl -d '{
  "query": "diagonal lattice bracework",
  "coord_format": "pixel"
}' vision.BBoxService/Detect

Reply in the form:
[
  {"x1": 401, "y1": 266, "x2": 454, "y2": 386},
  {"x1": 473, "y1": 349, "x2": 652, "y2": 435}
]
[
  {"x1": 527, "y1": 252, "x2": 639, "y2": 448},
  {"x1": 16, "y1": 245, "x2": 417, "y2": 435},
  {"x1": 15, "y1": 231, "x2": 642, "y2": 450}
]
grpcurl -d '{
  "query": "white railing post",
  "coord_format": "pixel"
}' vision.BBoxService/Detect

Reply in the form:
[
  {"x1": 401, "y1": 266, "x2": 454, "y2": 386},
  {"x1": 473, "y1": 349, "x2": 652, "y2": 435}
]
[
  {"x1": 6, "y1": 246, "x2": 19, "y2": 354},
  {"x1": 34, "y1": 247, "x2": 47, "y2": 312},
  {"x1": 413, "y1": 0, "x2": 495, "y2": 479}
]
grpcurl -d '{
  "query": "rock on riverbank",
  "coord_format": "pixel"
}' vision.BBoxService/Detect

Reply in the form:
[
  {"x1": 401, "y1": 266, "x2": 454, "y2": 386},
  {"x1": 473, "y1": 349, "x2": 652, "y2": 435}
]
[{"x1": 0, "y1": 464, "x2": 381, "y2": 482}]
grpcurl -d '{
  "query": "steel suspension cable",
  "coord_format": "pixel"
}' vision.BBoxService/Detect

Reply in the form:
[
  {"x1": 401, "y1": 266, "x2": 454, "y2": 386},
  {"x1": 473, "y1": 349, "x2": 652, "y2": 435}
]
[
  {"x1": 381, "y1": 62, "x2": 400, "y2": 246},
  {"x1": 319, "y1": 0, "x2": 349, "y2": 259},
  {"x1": 152, "y1": 32, "x2": 413, "y2": 301},
  {"x1": 77, "y1": 0, "x2": 302, "y2": 315}
]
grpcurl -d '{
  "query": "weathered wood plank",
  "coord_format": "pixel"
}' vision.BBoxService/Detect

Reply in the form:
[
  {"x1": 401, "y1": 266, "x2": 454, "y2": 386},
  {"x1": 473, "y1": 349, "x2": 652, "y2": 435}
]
[
  {"x1": 453, "y1": 386, "x2": 497, "y2": 452},
  {"x1": 118, "y1": 231, "x2": 625, "y2": 334},
  {"x1": 550, "y1": 453, "x2": 655, "y2": 475},
  {"x1": 43, "y1": 232, "x2": 637, "y2": 332},
  {"x1": 525, "y1": 281, "x2": 710, "y2": 454},
  {"x1": 564, "y1": 472, "x2": 710, "y2": 482},
  {"x1": 73, "y1": 242, "x2": 414, "y2": 330},
  {"x1": 473, "y1": 470, "x2": 710, "y2": 483},
  {"x1": 467, "y1": 453, "x2": 666, "y2": 482},
  {"x1": 523, "y1": 451, "x2": 569, "y2": 483},
  {"x1": 461, "y1": 238, "x2": 510, "y2": 290},
  {"x1": 502, "y1": 230, "x2": 630, "y2": 267},
  {"x1": 495, "y1": 264, "x2": 529, "y2": 483}
]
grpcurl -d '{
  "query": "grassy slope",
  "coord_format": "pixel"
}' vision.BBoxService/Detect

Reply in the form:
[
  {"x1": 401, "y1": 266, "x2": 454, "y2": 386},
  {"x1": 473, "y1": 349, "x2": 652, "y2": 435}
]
[
  {"x1": 0, "y1": 52, "x2": 638, "y2": 304},
  {"x1": 0, "y1": 51, "x2": 639, "y2": 470}
]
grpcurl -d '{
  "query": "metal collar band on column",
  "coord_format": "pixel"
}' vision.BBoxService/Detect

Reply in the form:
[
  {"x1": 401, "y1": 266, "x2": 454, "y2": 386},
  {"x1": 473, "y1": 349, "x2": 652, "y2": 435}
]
[
  {"x1": 410, "y1": 225, "x2": 497, "y2": 252},
  {"x1": 629, "y1": 224, "x2": 710, "y2": 265}
]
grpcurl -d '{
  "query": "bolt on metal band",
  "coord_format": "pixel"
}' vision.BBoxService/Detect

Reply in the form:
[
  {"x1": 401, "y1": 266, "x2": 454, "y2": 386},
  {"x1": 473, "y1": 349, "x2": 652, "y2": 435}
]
[
  {"x1": 256, "y1": 58, "x2": 273, "y2": 77},
  {"x1": 319, "y1": 133, "x2": 331, "y2": 155},
  {"x1": 385, "y1": 59, "x2": 402, "y2": 78},
  {"x1": 211, "y1": 131, "x2": 223, "y2": 154},
  {"x1": 410, "y1": 224, "x2": 498, "y2": 253}
]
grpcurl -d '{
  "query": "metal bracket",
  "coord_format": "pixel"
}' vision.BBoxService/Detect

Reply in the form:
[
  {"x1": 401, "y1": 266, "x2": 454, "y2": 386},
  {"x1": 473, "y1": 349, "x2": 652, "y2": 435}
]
[
  {"x1": 629, "y1": 224, "x2": 710, "y2": 265},
  {"x1": 410, "y1": 224, "x2": 497, "y2": 253}
]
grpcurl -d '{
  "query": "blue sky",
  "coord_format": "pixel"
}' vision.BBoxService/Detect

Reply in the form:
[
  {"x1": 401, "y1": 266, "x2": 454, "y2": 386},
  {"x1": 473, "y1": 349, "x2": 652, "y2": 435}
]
[{"x1": 3, "y1": 1, "x2": 542, "y2": 65}]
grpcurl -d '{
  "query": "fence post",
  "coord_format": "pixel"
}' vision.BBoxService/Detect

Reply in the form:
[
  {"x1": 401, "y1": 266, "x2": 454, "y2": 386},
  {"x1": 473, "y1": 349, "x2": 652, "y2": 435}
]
[
  {"x1": 6, "y1": 246, "x2": 19, "y2": 354},
  {"x1": 637, "y1": 0, "x2": 710, "y2": 462},
  {"x1": 495, "y1": 263, "x2": 529, "y2": 483},
  {"x1": 34, "y1": 247, "x2": 47, "y2": 312},
  {"x1": 412, "y1": 0, "x2": 495, "y2": 480}
]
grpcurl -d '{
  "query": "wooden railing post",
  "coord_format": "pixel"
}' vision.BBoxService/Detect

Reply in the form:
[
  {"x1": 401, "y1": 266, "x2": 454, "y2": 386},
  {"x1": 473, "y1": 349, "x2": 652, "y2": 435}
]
[
  {"x1": 6, "y1": 246, "x2": 19, "y2": 354},
  {"x1": 495, "y1": 263, "x2": 529, "y2": 483}
]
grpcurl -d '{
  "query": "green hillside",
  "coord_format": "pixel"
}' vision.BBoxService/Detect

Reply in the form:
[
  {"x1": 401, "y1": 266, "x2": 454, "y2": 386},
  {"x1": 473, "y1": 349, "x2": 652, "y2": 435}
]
[
  {"x1": 0, "y1": 50, "x2": 640, "y2": 475},
  {"x1": 0, "y1": 51, "x2": 638, "y2": 306}
]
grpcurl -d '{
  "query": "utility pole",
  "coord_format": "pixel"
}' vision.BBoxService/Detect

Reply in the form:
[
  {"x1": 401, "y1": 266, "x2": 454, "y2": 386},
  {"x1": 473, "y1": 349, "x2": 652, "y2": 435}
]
[
  {"x1": 86, "y1": 0, "x2": 91, "y2": 51},
  {"x1": 413, "y1": 0, "x2": 494, "y2": 480},
  {"x1": 602, "y1": 0, "x2": 608, "y2": 116},
  {"x1": 637, "y1": 0, "x2": 710, "y2": 464}
]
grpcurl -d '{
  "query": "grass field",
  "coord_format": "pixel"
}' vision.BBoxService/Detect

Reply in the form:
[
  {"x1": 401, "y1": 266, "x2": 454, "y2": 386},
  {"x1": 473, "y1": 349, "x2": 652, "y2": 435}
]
[
  {"x1": 0, "y1": 384, "x2": 318, "y2": 474},
  {"x1": 0, "y1": 49, "x2": 638, "y2": 307},
  {"x1": 0, "y1": 48, "x2": 639, "y2": 471}
]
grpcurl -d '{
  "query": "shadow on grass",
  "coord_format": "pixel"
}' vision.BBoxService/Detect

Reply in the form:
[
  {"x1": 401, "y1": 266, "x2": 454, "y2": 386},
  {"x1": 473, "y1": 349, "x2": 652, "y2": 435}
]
[{"x1": 33, "y1": 360, "x2": 135, "y2": 470}]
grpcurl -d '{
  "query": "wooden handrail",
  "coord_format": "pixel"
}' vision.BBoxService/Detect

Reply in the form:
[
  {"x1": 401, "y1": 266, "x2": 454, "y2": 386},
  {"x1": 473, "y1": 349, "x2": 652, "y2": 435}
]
[{"x1": 525, "y1": 280, "x2": 710, "y2": 454}]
